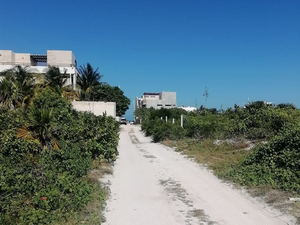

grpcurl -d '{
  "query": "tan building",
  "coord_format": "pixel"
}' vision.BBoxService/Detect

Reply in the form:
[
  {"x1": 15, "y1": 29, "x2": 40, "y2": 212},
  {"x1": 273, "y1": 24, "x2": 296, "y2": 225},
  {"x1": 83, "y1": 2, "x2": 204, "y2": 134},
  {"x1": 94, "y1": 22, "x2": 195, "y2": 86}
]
[
  {"x1": 136, "y1": 92, "x2": 177, "y2": 109},
  {"x1": 0, "y1": 50, "x2": 78, "y2": 90}
]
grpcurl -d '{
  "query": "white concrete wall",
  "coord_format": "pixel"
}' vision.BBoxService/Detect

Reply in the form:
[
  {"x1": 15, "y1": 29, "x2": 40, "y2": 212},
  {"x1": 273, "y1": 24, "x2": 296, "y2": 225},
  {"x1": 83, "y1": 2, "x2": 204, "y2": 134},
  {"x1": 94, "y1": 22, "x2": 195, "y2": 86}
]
[
  {"x1": 0, "y1": 65, "x2": 76, "y2": 74},
  {"x1": 143, "y1": 95, "x2": 160, "y2": 100},
  {"x1": 146, "y1": 99, "x2": 162, "y2": 108},
  {"x1": 47, "y1": 50, "x2": 75, "y2": 66},
  {"x1": 72, "y1": 100, "x2": 116, "y2": 118},
  {"x1": 140, "y1": 92, "x2": 176, "y2": 109},
  {"x1": 0, "y1": 50, "x2": 15, "y2": 64},
  {"x1": 15, "y1": 53, "x2": 31, "y2": 65},
  {"x1": 161, "y1": 92, "x2": 176, "y2": 107}
]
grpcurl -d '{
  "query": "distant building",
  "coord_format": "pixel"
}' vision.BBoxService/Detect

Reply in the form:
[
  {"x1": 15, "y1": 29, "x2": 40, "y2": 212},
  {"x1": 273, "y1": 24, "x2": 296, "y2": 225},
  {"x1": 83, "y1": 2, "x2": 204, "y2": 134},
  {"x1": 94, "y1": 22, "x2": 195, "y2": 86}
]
[
  {"x1": 136, "y1": 92, "x2": 176, "y2": 109},
  {"x1": 179, "y1": 106, "x2": 197, "y2": 112},
  {"x1": 0, "y1": 50, "x2": 78, "y2": 90}
]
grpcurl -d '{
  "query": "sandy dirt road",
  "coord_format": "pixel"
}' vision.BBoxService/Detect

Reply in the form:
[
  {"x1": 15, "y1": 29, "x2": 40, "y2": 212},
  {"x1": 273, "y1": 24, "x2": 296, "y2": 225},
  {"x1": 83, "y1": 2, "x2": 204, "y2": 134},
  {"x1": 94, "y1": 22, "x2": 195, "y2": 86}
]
[{"x1": 102, "y1": 125, "x2": 295, "y2": 225}]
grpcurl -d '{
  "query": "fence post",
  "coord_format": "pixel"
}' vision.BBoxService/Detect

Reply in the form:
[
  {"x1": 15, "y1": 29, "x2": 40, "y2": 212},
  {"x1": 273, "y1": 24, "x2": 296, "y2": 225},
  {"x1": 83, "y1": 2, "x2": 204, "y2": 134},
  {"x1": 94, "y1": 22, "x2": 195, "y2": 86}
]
[
  {"x1": 172, "y1": 118, "x2": 175, "y2": 124},
  {"x1": 181, "y1": 115, "x2": 183, "y2": 128},
  {"x1": 161, "y1": 117, "x2": 163, "y2": 120},
  {"x1": 165, "y1": 116, "x2": 168, "y2": 122}
]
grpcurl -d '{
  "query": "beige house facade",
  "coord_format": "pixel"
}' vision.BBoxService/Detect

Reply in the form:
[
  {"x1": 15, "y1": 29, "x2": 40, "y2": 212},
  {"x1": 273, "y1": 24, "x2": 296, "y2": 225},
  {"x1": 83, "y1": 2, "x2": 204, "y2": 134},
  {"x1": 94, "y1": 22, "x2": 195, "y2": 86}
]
[{"x1": 0, "y1": 50, "x2": 78, "y2": 90}]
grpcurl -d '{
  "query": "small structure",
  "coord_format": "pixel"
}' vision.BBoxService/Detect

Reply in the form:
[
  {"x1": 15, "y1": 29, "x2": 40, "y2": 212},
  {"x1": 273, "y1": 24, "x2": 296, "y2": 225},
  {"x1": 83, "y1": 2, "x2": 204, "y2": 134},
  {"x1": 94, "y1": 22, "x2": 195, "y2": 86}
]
[
  {"x1": 0, "y1": 50, "x2": 78, "y2": 90},
  {"x1": 136, "y1": 92, "x2": 176, "y2": 109}
]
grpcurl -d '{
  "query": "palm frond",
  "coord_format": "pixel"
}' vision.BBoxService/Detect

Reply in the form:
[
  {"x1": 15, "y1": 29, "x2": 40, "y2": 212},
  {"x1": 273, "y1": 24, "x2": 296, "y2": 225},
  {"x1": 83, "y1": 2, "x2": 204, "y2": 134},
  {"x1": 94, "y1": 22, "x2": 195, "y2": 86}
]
[{"x1": 17, "y1": 127, "x2": 34, "y2": 140}]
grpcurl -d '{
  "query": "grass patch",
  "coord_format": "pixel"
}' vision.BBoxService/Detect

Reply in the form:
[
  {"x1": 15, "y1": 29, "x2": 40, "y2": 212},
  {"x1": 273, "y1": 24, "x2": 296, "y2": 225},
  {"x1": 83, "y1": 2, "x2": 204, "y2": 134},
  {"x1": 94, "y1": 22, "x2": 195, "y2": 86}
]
[{"x1": 163, "y1": 138, "x2": 250, "y2": 179}]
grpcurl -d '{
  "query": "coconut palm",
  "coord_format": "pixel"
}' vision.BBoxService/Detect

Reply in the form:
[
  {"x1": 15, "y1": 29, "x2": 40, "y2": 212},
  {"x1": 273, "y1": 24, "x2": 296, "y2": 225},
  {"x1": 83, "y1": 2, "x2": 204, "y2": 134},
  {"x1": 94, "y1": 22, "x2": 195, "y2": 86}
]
[
  {"x1": 2, "y1": 65, "x2": 34, "y2": 85},
  {"x1": 62, "y1": 86, "x2": 80, "y2": 101},
  {"x1": 0, "y1": 65, "x2": 35, "y2": 108},
  {"x1": 77, "y1": 63, "x2": 102, "y2": 96},
  {"x1": 0, "y1": 78, "x2": 23, "y2": 108},
  {"x1": 17, "y1": 106, "x2": 59, "y2": 150},
  {"x1": 44, "y1": 66, "x2": 69, "y2": 90}
]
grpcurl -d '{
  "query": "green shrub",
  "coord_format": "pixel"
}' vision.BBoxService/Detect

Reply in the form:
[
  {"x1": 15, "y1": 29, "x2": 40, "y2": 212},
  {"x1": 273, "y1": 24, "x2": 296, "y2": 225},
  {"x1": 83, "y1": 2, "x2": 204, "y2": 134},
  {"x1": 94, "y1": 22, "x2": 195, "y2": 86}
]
[
  {"x1": 231, "y1": 123, "x2": 300, "y2": 193},
  {"x1": 0, "y1": 89, "x2": 119, "y2": 224}
]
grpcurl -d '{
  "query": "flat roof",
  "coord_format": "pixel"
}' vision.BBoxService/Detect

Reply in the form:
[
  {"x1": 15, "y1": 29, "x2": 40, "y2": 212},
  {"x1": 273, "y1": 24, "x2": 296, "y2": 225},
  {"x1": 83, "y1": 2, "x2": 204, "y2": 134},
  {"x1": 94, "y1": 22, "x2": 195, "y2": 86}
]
[
  {"x1": 143, "y1": 92, "x2": 160, "y2": 95},
  {"x1": 30, "y1": 54, "x2": 47, "y2": 62}
]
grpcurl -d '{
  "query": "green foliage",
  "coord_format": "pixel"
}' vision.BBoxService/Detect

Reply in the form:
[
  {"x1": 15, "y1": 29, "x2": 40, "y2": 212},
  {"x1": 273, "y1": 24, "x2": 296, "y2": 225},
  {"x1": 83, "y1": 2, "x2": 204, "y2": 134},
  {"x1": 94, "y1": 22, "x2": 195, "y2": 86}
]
[
  {"x1": 230, "y1": 123, "x2": 300, "y2": 193},
  {"x1": 137, "y1": 103, "x2": 300, "y2": 193},
  {"x1": 90, "y1": 84, "x2": 131, "y2": 116},
  {"x1": 32, "y1": 88, "x2": 71, "y2": 112},
  {"x1": 77, "y1": 63, "x2": 102, "y2": 96},
  {"x1": 0, "y1": 88, "x2": 119, "y2": 224},
  {"x1": 0, "y1": 66, "x2": 35, "y2": 109},
  {"x1": 44, "y1": 66, "x2": 69, "y2": 90},
  {"x1": 75, "y1": 63, "x2": 130, "y2": 116},
  {"x1": 147, "y1": 118, "x2": 185, "y2": 142}
]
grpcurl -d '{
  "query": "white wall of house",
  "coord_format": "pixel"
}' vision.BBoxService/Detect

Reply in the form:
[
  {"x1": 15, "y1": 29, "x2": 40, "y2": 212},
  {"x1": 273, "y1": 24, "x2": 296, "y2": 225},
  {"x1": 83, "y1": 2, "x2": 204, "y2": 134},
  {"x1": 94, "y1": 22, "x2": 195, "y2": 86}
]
[
  {"x1": 15, "y1": 53, "x2": 31, "y2": 65},
  {"x1": 72, "y1": 100, "x2": 116, "y2": 118},
  {"x1": 136, "y1": 91, "x2": 177, "y2": 109},
  {"x1": 0, "y1": 50, "x2": 78, "y2": 90},
  {"x1": 0, "y1": 50, "x2": 15, "y2": 64},
  {"x1": 47, "y1": 50, "x2": 75, "y2": 67}
]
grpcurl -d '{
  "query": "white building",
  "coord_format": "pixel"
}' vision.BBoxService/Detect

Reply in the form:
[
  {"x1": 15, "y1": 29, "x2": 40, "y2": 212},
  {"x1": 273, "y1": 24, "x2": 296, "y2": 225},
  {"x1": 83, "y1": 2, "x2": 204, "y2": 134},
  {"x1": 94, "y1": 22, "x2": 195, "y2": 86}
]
[
  {"x1": 178, "y1": 106, "x2": 197, "y2": 112},
  {"x1": 0, "y1": 50, "x2": 78, "y2": 90},
  {"x1": 136, "y1": 92, "x2": 176, "y2": 109}
]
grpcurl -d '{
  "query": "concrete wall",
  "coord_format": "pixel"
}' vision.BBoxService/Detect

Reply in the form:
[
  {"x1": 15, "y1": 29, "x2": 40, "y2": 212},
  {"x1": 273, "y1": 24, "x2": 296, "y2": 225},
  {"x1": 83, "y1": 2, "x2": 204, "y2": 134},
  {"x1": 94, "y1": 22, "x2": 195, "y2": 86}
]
[
  {"x1": 143, "y1": 95, "x2": 160, "y2": 100},
  {"x1": 0, "y1": 50, "x2": 78, "y2": 90},
  {"x1": 0, "y1": 50, "x2": 15, "y2": 64},
  {"x1": 141, "y1": 92, "x2": 176, "y2": 109},
  {"x1": 160, "y1": 92, "x2": 176, "y2": 108},
  {"x1": 47, "y1": 50, "x2": 75, "y2": 66},
  {"x1": 72, "y1": 100, "x2": 116, "y2": 118},
  {"x1": 0, "y1": 65, "x2": 76, "y2": 74},
  {"x1": 15, "y1": 53, "x2": 31, "y2": 65},
  {"x1": 136, "y1": 92, "x2": 177, "y2": 110}
]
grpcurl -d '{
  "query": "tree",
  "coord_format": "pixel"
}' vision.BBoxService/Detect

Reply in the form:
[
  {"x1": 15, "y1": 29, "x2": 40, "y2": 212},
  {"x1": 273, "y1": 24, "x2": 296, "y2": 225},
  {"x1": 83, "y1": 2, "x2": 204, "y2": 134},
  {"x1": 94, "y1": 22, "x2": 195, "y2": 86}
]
[
  {"x1": 276, "y1": 103, "x2": 296, "y2": 110},
  {"x1": 0, "y1": 78, "x2": 23, "y2": 108},
  {"x1": 90, "y1": 84, "x2": 130, "y2": 116},
  {"x1": 44, "y1": 66, "x2": 69, "y2": 90},
  {"x1": 17, "y1": 106, "x2": 59, "y2": 150},
  {"x1": 0, "y1": 65, "x2": 35, "y2": 108},
  {"x1": 77, "y1": 63, "x2": 102, "y2": 98}
]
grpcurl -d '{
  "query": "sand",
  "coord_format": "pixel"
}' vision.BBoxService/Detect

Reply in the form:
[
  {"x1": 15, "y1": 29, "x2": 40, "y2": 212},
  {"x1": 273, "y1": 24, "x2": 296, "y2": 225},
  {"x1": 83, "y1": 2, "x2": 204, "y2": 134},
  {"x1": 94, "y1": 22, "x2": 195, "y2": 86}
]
[{"x1": 102, "y1": 125, "x2": 295, "y2": 225}]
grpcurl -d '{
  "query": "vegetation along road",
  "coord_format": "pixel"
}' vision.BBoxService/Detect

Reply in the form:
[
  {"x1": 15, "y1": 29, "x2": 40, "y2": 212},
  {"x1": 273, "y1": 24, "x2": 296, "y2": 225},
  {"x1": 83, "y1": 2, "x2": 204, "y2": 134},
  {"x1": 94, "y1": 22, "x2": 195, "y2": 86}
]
[{"x1": 102, "y1": 125, "x2": 295, "y2": 225}]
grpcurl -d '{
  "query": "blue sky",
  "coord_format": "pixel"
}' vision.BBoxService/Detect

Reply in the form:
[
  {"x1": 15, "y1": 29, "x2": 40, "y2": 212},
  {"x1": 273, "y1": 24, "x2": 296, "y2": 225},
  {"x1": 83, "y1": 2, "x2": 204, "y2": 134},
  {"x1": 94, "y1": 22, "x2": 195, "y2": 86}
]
[{"x1": 1, "y1": 0, "x2": 299, "y2": 119}]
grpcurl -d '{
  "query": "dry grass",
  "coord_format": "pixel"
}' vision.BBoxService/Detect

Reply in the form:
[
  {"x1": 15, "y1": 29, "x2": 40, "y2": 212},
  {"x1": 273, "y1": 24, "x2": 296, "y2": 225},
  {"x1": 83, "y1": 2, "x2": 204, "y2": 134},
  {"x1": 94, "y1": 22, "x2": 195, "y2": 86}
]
[
  {"x1": 163, "y1": 138, "x2": 250, "y2": 178},
  {"x1": 162, "y1": 138, "x2": 300, "y2": 223}
]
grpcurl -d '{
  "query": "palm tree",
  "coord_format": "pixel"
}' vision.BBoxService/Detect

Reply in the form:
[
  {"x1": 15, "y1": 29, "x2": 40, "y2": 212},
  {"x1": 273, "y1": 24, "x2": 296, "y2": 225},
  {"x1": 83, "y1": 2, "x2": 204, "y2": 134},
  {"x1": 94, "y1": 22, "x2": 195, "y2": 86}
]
[
  {"x1": 0, "y1": 78, "x2": 23, "y2": 109},
  {"x1": 17, "y1": 106, "x2": 59, "y2": 150},
  {"x1": 62, "y1": 86, "x2": 80, "y2": 101},
  {"x1": 44, "y1": 66, "x2": 69, "y2": 90},
  {"x1": 77, "y1": 63, "x2": 102, "y2": 97},
  {"x1": 0, "y1": 65, "x2": 35, "y2": 108}
]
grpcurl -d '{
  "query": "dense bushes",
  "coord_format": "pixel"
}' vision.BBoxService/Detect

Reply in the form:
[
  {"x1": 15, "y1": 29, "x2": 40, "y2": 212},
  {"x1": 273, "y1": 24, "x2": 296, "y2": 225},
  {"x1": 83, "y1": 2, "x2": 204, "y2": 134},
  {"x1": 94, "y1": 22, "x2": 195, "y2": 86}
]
[
  {"x1": 136, "y1": 102, "x2": 300, "y2": 193},
  {"x1": 0, "y1": 89, "x2": 119, "y2": 224},
  {"x1": 137, "y1": 102, "x2": 300, "y2": 142},
  {"x1": 231, "y1": 123, "x2": 300, "y2": 192}
]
